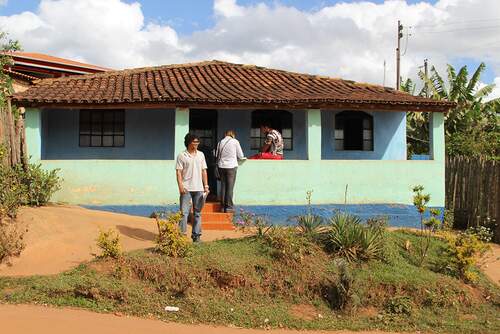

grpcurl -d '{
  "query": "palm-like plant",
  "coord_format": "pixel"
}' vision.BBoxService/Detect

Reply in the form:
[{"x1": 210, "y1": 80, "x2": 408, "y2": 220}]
[
  {"x1": 403, "y1": 62, "x2": 499, "y2": 158},
  {"x1": 325, "y1": 213, "x2": 385, "y2": 262},
  {"x1": 419, "y1": 63, "x2": 497, "y2": 136}
]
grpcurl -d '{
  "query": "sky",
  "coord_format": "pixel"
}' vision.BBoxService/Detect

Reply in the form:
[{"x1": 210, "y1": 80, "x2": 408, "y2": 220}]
[{"x1": 0, "y1": 0, "x2": 499, "y2": 99}]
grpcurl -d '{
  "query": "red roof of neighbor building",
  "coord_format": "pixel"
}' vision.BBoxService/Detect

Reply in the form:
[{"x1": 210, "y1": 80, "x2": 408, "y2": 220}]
[
  {"x1": 12, "y1": 60, "x2": 455, "y2": 111},
  {"x1": 7, "y1": 52, "x2": 112, "y2": 72}
]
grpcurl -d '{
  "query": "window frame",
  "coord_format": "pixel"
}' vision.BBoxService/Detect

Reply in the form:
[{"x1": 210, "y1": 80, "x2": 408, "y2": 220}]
[
  {"x1": 79, "y1": 109, "x2": 125, "y2": 148},
  {"x1": 250, "y1": 110, "x2": 293, "y2": 151},
  {"x1": 334, "y1": 111, "x2": 374, "y2": 151}
]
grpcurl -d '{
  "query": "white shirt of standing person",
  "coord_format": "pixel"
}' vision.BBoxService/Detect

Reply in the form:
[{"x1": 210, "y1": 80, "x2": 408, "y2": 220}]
[
  {"x1": 175, "y1": 150, "x2": 208, "y2": 192},
  {"x1": 216, "y1": 136, "x2": 245, "y2": 168}
]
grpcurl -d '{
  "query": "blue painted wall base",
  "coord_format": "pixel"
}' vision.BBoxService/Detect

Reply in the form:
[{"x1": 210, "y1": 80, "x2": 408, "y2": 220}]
[{"x1": 83, "y1": 204, "x2": 444, "y2": 228}]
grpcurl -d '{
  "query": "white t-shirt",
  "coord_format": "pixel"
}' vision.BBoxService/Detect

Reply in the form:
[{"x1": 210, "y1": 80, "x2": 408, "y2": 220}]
[
  {"x1": 175, "y1": 150, "x2": 208, "y2": 192},
  {"x1": 216, "y1": 136, "x2": 245, "y2": 168}
]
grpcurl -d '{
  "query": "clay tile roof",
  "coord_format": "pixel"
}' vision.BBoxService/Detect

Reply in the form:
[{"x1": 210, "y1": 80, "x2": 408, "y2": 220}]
[
  {"x1": 7, "y1": 51, "x2": 112, "y2": 72},
  {"x1": 11, "y1": 60, "x2": 455, "y2": 111}
]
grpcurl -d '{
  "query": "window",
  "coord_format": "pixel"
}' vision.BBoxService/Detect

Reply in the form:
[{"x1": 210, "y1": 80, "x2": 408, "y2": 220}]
[
  {"x1": 79, "y1": 110, "x2": 125, "y2": 147},
  {"x1": 334, "y1": 111, "x2": 373, "y2": 151},
  {"x1": 250, "y1": 110, "x2": 293, "y2": 150}
]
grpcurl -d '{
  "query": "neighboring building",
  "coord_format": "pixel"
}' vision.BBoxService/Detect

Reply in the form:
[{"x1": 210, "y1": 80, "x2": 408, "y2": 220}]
[
  {"x1": 12, "y1": 61, "x2": 454, "y2": 226},
  {"x1": 3, "y1": 51, "x2": 110, "y2": 92}
]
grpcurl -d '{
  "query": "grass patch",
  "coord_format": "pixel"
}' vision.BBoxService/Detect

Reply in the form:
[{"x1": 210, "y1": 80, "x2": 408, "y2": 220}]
[{"x1": 0, "y1": 231, "x2": 499, "y2": 333}]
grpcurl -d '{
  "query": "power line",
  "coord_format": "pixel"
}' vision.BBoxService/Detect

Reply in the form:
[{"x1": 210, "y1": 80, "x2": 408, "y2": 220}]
[
  {"x1": 401, "y1": 26, "x2": 411, "y2": 56},
  {"x1": 413, "y1": 17, "x2": 500, "y2": 28},
  {"x1": 415, "y1": 24, "x2": 500, "y2": 34}
]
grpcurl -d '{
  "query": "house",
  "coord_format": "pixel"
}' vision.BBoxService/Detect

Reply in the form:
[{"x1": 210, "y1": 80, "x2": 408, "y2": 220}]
[
  {"x1": 3, "y1": 51, "x2": 110, "y2": 93},
  {"x1": 12, "y1": 60, "x2": 454, "y2": 227}
]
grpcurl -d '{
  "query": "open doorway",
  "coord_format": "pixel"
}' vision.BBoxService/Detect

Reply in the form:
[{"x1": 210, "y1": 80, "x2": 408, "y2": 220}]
[{"x1": 189, "y1": 109, "x2": 218, "y2": 198}]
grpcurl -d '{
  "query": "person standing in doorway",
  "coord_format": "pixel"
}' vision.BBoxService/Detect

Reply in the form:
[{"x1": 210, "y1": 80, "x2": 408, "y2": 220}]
[
  {"x1": 176, "y1": 133, "x2": 209, "y2": 242},
  {"x1": 216, "y1": 130, "x2": 245, "y2": 213}
]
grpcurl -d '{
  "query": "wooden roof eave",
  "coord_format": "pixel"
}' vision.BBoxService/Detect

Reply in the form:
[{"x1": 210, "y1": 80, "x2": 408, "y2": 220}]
[{"x1": 13, "y1": 99, "x2": 454, "y2": 113}]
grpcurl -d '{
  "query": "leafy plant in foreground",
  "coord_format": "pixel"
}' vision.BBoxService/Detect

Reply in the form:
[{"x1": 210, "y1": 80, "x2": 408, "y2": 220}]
[
  {"x1": 234, "y1": 209, "x2": 271, "y2": 238},
  {"x1": 155, "y1": 212, "x2": 191, "y2": 257},
  {"x1": 15, "y1": 163, "x2": 61, "y2": 206},
  {"x1": 95, "y1": 228, "x2": 122, "y2": 259},
  {"x1": 294, "y1": 190, "x2": 324, "y2": 240},
  {"x1": 444, "y1": 227, "x2": 491, "y2": 283},
  {"x1": 412, "y1": 185, "x2": 441, "y2": 266},
  {"x1": 325, "y1": 213, "x2": 385, "y2": 262}
]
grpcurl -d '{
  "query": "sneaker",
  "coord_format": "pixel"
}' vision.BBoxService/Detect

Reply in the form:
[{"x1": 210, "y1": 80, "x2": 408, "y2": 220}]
[{"x1": 192, "y1": 236, "x2": 202, "y2": 243}]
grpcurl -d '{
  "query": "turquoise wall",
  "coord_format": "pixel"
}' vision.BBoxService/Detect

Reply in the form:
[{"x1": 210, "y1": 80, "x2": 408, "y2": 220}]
[
  {"x1": 24, "y1": 108, "x2": 445, "y2": 208},
  {"x1": 41, "y1": 108, "x2": 175, "y2": 160},
  {"x1": 321, "y1": 110, "x2": 406, "y2": 160}
]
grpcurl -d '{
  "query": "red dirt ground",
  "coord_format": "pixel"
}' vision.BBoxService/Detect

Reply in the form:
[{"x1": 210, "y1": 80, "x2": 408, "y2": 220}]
[{"x1": 0, "y1": 304, "x2": 404, "y2": 334}]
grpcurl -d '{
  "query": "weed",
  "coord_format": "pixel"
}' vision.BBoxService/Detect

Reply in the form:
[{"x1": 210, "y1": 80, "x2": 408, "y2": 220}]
[
  {"x1": 384, "y1": 296, "x2": 413, "y2": 316},
  {"x1": 293, "y1": 190, "x2": 324, "y2": 240},
  {"x1": 95, "y1": 228, "x2": 122, "y2": 259},
  {"x1": 264, "y1": 227, "x2": 314, "y2": 265},
  {"x1": 0, "y1": 219, "x2": 25, "y2": 265},
  {"x1": 235, "y1": 209, "x2": 271, "y2": 238}
]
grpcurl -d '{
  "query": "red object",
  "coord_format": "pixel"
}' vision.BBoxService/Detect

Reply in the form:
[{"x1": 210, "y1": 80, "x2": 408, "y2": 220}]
[{"x1": 249, "y1": 152, "x2": 283, "y2": 160}]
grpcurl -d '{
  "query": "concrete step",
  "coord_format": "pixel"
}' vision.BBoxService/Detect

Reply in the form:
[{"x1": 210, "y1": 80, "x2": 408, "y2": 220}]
[
  {"x1": 202, "y1": 202, "x2": 222, "y2": 213},
  {"x1": 202, "y1": 212, "x2": 233, "y2": 224},
  {"x1": 203, "y1": 223, "x2": 235, "y2": 231}
]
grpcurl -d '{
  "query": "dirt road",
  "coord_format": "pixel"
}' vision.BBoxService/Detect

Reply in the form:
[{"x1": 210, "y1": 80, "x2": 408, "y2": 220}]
[{"x1": 0, "y1": 304, "x2": 402, "y2": 334}]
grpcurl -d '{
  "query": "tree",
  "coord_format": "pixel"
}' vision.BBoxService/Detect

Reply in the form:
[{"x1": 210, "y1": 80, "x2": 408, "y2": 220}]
[{"x1": 402, "y1": 63, "x2": 499, "y2": 159}]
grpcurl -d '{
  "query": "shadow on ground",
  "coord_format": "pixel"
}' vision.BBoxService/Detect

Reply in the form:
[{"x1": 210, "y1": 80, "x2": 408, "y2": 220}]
[{"x1": 116, "y1": 225, "x2": 156, "y2": 241}]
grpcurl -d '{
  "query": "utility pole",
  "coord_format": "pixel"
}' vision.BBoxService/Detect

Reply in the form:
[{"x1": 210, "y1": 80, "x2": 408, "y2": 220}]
[
  {"x1": 383, "y1": 60, "x2": 386, "y2": 86},
  {"x1": 423, "y1": 58, "x2": 428, "y2": 98},
  {"x1": 396, "y1": 20, "x2": 403, "y2": 90}
]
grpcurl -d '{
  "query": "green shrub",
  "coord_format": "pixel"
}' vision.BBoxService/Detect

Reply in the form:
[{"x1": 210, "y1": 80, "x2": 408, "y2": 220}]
[
  {"x1": 0, "y1": 163, "x2": 25, "y2": 220},
  {"x1": 155, "y1": 212, "x2": 191, "y2": 257},
  {"x1": 444, "y1": 229, "x2": 490, "y2": 283},
  {"x1": 264, "y1": 227, "x2": 314, "y2": 265},
  {"x1": 384, "y1": 296, "x2": 413, "y2": 315},
  {"x1": 325, "y1": 213, "x2": 385, "y2": 262},
  {"x1": 95, "y1": 228, "x2": 122, "y2": 259},
  {"x1": 15, "y1": 163, "x2": 61, "y2": 206},
  {"x1": 0, "y1": 219, "x2": 25, "y2": 264}
]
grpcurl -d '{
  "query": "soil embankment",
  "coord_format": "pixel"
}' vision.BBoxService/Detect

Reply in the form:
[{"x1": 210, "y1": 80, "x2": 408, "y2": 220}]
[{"x1": 0, "y1": 205, "x2": 244, "y2": 276}]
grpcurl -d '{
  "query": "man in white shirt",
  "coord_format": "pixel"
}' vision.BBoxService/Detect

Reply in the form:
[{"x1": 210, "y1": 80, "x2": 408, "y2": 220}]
[
  {"x1": 216, "y1": 130, "x2": 245, "y2": 212},
  {"x1": 176, "y1": 133, "x2": 209, "y2": 242}
]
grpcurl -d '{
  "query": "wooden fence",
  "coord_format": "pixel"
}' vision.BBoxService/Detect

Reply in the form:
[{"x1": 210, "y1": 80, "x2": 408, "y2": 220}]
[
  {"x1": 446, "y1": 156, "x2": 500, "y2": 242},
  {"x1": 0, "y1": 100, "x2": 27, "y2": 168}
]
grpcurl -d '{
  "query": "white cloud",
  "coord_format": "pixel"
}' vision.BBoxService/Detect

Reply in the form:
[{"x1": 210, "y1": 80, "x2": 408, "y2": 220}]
[
  {"x1": 486, "y1": 77, "x2": 500, "y2": 101},
  {"x1": 0, "y1": 0, "x2": 190, "y2": 68},
  {"x1": 0, "y1": 0, "x2": 498, "y2": 92},
  {"x1": 214, "y1": 0, "x2": 244, "y2": 17}
]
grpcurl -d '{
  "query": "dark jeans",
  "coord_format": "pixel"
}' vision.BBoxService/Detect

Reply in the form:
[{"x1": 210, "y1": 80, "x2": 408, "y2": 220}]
[{"x1": 219, "y1": 167, "x2": 237, "y2": 212}]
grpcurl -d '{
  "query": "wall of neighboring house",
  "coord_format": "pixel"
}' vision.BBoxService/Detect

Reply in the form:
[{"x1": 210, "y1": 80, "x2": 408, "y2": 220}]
[
  {"x1": 41, "y1": 108, "x2": 175, "y2": 160},
  {"x1": 321, "y1": 110, "x2": 407, "y2": 160}
]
